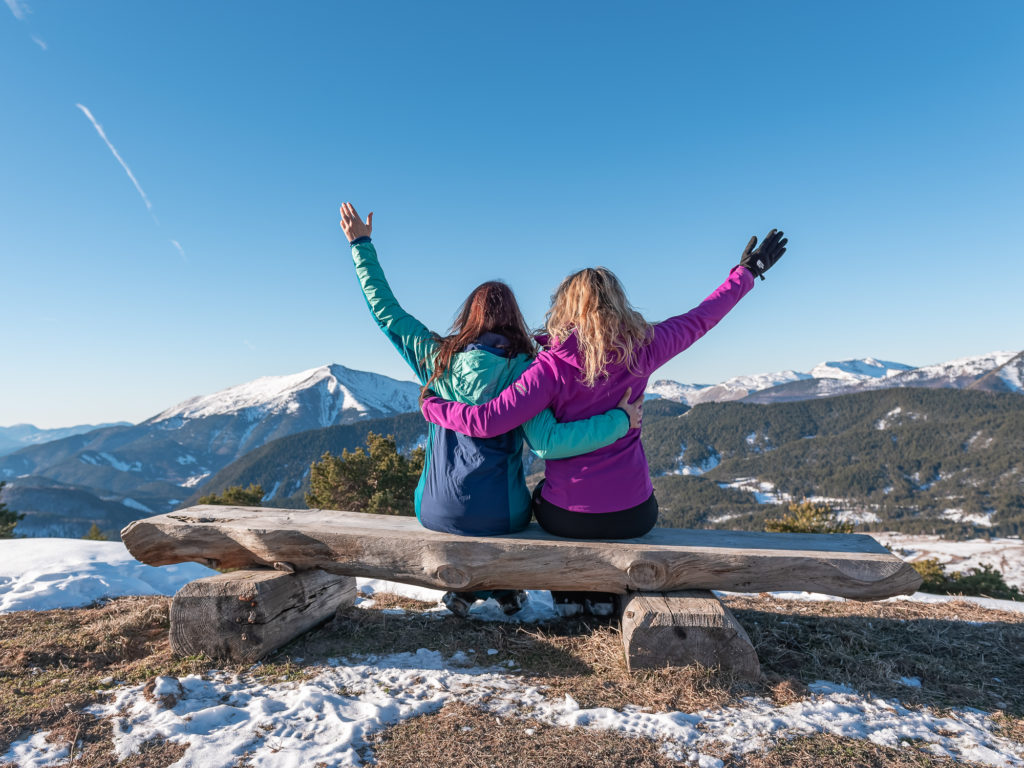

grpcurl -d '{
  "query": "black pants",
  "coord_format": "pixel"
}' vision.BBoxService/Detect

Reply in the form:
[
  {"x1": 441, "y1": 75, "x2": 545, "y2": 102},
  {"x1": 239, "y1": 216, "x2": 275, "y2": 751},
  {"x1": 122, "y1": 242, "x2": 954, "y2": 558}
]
[{"x1": 531, "y1": 482, "x2": 658, "y2": 540}]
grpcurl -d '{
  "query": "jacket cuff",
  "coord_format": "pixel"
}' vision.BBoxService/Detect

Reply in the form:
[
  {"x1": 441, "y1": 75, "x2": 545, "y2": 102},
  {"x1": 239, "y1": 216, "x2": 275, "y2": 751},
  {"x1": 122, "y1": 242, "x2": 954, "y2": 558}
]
[
  {"x1": 349, "y1": 236, "x2": 372, "y2": 246},
  {"x1": 732, "y1": 264, "x2": 756, "y2": 286}
]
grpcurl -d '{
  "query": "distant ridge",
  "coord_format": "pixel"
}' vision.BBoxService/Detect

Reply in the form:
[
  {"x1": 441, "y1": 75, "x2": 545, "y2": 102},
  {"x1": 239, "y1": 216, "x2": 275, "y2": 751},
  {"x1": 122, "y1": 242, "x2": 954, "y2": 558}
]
[
  {"x1": 648, "y1": 351, "x2": 1020, "y2": 406},
  {"x1": 0, "y1": 422, "x2": 132, "y2": 457}
]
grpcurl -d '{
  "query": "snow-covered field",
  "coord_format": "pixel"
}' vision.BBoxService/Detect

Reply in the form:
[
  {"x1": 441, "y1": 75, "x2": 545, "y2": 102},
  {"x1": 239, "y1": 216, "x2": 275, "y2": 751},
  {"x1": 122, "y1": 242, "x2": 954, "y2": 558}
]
[
  {"x1": 0, "y1": 539, "x2": 214, "y2": 614},
  {"x1": 877, "y1": 534, "x2": 1024, "y2": 590},
  {"x1": 1, "y1": 537, "x2": 1023, "y2": 767}
]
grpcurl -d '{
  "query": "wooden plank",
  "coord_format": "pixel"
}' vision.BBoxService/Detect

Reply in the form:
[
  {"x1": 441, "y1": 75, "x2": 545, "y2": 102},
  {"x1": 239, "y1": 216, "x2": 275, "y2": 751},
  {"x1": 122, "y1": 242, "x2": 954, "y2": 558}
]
[
  {"x1": 620, "y1": 591, "x2": 760, "y2": 678},
  {"x1": 122, "y1": 505, "x2": 921, "y2": 600},
  {"x1": 169, "y1": 568, "x2": 356, "y2": 662}
]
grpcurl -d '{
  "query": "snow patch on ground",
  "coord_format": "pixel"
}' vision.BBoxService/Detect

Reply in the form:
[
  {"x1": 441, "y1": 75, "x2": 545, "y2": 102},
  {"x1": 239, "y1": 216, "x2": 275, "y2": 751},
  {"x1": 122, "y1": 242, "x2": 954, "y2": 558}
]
[
  {"x1": 121, "y1": 497, "x2": 154, "y2": 514},
  {"x1": 664, "y1": 442, "x2": 721, "y2": 476},
  {"x1": 3, "y1": 536, "x2": 1024, "y2": 766},
  {"x1": 98, "y1": 452, "x2": 142, "y2": 472},
  {"x1": 836, "y1": 509, "x2": 881, "y2": 524},
  {"x1": 181, "y1": 472, "x2": 211, "y2": 488},
  {"x1": 7, "y1": 659, "x2": 1022, "y2": 768},
  {"x1": 875, "y1": 406, "x2": 902, "y2": 430},
  {"x1": 876, "y1": 533, "x2": 1024, "y2": 589},
  {"x1": 0, "y1": 539, "x2": 216, "y2": 614},
  {"x1": 719, "y1": 478, "x2": 791, "y2": 505},
  {"x1": 708, "y1": 513, "x2": 739, "y2": 524},
  {"x1": 942, "y1": 508, "x2": 996, "y2": 528}
]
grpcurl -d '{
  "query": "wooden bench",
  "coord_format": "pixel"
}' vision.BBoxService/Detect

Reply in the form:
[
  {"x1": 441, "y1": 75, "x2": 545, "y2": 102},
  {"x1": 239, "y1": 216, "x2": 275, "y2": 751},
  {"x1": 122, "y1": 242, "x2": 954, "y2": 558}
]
[{"x1": 121, "y1": 505, "x2": 921, "y2": 674}]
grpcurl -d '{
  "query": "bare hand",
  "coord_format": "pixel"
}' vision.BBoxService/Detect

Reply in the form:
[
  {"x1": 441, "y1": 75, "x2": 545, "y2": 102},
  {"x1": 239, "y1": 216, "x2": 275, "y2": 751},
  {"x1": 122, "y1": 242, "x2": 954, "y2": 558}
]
[
  {"x1": 339, "y1": 202, "x2": 373, "y2": 242},
  {"x1": 616, "y1": 387, "x2": 643, "y2": 430}
]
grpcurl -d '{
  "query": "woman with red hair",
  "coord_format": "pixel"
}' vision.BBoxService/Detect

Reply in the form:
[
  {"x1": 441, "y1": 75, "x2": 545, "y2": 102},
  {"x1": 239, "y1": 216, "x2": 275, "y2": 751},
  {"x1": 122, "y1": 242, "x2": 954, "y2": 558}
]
[{"x1": 340, "y1": 203, "x2": 639, "y2": 545}]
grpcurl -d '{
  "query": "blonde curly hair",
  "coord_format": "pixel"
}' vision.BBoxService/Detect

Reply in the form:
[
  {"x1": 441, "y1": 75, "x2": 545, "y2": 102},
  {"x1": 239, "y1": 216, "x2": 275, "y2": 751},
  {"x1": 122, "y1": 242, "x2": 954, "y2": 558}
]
[{"x1": 544, "y1": 267, "x2": 652, "y2": 387}]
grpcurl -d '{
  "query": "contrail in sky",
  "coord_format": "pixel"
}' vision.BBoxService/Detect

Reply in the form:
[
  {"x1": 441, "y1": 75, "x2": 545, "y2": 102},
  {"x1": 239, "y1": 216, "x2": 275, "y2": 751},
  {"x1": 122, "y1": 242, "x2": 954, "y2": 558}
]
[
  {"x1": 170, "y1": 239, "x2": 187, "y2": 261},
  {"x1": 4, "y1": 0, "x2": 28, "y2": 20},
  {"x1": 31, "y1": 35, "x2": 47, "y2": 50},
  {"x1": 75, "y1": 103, "x2": 156, "y2": 217}
]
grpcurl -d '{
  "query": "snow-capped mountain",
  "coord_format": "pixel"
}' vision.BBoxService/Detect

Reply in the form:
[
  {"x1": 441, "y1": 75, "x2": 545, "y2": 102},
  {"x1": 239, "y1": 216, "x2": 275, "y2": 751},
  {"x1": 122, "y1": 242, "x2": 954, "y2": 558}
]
[
  {"x1": 808, "y1": 358, "x2": 914, "y2": 382},
  {"x1": 150, "y1": 364, "x2": 420, "y2": 425},
  {"x1": 649, "y1": 352, "x2": 1021, "y2": 406},
  {"x1": 0, "y1": 364, "x2": 421, "y2": 536},
  {"x1": 873, "y1": 351, "x2": 1021, "y2": 391}
]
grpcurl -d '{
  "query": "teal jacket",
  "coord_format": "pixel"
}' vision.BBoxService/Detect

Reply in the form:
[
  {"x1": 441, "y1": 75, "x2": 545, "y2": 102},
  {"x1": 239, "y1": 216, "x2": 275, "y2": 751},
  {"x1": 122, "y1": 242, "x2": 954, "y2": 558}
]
[{"x1": 350, "y1": 238, "x2": 628, "y2": 535}]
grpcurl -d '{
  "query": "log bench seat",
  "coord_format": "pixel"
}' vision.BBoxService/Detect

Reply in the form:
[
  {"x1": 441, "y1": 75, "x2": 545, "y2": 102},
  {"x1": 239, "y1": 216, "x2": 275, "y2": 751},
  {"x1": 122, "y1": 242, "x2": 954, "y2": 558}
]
[{"x1": 121, "y1": 505, "x2": 922, "y2": 673}]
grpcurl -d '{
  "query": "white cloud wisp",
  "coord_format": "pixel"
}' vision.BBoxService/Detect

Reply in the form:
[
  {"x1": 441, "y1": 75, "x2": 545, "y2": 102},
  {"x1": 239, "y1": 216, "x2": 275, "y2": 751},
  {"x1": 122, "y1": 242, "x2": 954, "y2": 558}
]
[
  {"x1": 75, "y1": 103, "x2": 155, "y2": 217},
  {"x1": 170, "y1": 239, "x2": 187, "y2": 261},
  {"x1": 4, "y1": 0, "x2": 28, "y2": 21}
]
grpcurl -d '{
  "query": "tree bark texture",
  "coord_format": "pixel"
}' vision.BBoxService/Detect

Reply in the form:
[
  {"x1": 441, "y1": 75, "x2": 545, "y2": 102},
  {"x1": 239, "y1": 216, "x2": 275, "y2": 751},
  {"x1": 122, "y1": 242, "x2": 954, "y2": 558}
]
[
  {"x1": 619, "y1": 590, "x2": 760, "y2": 678},
  {"x1": 168, "y1": 568, "x2": 356, "y2": 662},
  {"x1": 123, "y1": 505, "x2": 922, "y2": 600}
]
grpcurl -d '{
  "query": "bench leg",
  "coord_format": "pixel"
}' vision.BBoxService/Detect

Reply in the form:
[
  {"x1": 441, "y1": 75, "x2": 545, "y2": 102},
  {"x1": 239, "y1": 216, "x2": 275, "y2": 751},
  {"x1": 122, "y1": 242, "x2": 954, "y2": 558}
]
[
  {"x1": 169, "y1": 569, "x2": 356, "y2": 662},
  {"x1": 619, "y1": 590, "x2": 760, "y2": 679}
]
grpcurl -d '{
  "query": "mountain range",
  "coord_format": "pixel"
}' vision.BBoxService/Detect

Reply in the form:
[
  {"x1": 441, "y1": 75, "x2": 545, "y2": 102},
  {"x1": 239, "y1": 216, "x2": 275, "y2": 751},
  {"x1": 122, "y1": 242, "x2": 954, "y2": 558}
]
[
  {"x1": 647, "y1": 350, "x2": 1024, "y2": 405},
  {"x1": 0, "y1": 365, "x2": 420, "y2": 536},
  {"x1": 1, "y1": 350, "x2": 1020, "y2": 538}
]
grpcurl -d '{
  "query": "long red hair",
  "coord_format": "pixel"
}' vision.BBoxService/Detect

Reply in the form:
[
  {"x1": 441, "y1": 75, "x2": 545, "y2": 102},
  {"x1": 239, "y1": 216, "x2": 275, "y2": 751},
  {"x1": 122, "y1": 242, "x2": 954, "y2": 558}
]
[{"x1": 423, "y1": 281, "x2": 535, "y2": 398}]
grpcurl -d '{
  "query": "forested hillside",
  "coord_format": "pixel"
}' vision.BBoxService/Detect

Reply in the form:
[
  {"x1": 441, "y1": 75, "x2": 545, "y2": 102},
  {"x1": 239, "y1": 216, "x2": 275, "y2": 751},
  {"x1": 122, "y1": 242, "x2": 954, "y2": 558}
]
[
  {"x1": 199, "y1": 388, "x2": 1024, "y2": 537},
  {"x1": 192, "y1": 412, "x2": 429, "y2": 508},
  {"x1": 644, "y1": 389, "x2": 1024, "y2": 536}
]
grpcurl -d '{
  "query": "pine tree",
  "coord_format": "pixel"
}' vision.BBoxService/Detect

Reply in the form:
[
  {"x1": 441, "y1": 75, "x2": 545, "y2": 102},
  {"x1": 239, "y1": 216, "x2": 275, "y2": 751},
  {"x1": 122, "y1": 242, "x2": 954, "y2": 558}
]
[
  {"x1": 198, "y1": 484, "x2": 266, "y2": 506},
  {"x1": 765, "y1": 500, "x2": 854, "y2": 534},
  {"x1": 306, "y1": 432, "x2": 424, "y2": 516},
  {"x1": 82, "y1": 523, "x2": 108, "y2": 541},
  {"x1": 0, "y1": 481, "x2": 24, "y2": 538}
]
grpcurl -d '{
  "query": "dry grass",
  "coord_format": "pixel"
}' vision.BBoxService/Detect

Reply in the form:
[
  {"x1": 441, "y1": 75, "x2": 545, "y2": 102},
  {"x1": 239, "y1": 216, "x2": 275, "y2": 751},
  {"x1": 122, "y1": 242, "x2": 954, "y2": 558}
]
[
  {"x1": 359, "y1": 592, "x2": 439, "y2": 612},
  {"x1": 1, "y1": 596, "x2": 316, "y2": 763},
  {"x1": 714, "y1": 732, "x2": 987, "y2": 767},
  {"x1": 371, "y1": 701, "x2": 680, "y2": 767},
  {"x1": 2, "y1": 592, "x2": 1023, "y2": 766},
  {"x1": 371, "y1": 705, "x2": 992, "y2": 768},
  {"x1": 0, "y1": 596, "x2": 197, "y2": 761},
  {"x1": 722, "y1": 594, "x2": 1024, "y2": 715}
]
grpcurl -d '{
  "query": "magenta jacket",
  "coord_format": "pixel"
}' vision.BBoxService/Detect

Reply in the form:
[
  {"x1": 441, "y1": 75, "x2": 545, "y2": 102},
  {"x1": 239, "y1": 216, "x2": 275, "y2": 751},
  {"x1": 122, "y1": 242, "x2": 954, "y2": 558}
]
[{"x1": 420, "y1": 265, "x2": 756, "y2": 513}]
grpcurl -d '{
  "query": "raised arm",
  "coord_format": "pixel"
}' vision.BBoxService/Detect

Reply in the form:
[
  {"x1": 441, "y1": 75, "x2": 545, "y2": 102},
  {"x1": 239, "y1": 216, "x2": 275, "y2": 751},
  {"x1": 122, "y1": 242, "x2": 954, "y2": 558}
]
[
  {"x1": 340, "y1": 203, "x2": 438, "y2": 384},
  {"x1": 521, "y1": 388, "x2": 640, "y2": 460},
  {"x1": 639, "y1": 229, "x2": 786, "y2": 373},
  {"x1": 420, "y1": 354, "x2": 561, "y2": 438}
]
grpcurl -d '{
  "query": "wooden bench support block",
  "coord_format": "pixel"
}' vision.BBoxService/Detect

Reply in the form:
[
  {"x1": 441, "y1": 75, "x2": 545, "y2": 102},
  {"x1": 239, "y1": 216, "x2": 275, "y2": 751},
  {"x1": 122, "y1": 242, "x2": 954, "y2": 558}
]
[
  {"x1": 169, "y1": 568, "x2": 356, "y2": 662},
  {"x1": 620, "y1": 590, "x2": 760, "y2": 679}
]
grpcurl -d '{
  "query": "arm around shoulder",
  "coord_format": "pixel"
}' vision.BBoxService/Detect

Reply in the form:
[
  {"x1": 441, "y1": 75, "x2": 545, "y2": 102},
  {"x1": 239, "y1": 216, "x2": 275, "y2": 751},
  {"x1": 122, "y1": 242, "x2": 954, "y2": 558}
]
[{"x1": 420, "y1": 355, "x2": 560, "y2": 438}]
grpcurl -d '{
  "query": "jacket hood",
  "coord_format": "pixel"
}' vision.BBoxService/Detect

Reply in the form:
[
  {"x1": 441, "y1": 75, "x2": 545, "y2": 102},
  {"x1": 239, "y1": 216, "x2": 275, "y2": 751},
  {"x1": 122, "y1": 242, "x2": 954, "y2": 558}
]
[
  {"x1": 535, "y1": 332, "x2": 584, "y2": 370},
  {"x1": 434, "y1": 333, "x2": 533, "y2": 405}
]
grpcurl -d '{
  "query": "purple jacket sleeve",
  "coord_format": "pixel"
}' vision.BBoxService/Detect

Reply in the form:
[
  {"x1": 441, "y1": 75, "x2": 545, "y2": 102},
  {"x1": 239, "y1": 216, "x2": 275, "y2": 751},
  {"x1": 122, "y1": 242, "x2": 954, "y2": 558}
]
[
  {"x1": 639, "y1": 265, "x2": 755, "y2": 374},
  {"x1": 420, "y1": 355, "x2": 560, "y2": 438}
]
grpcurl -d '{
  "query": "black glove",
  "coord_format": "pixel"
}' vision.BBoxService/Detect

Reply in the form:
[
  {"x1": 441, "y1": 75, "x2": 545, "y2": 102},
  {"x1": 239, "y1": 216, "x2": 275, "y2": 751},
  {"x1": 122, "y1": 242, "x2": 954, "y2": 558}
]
[{"x1": 739, "y1": 229, "x2": 787, "y2": 280}]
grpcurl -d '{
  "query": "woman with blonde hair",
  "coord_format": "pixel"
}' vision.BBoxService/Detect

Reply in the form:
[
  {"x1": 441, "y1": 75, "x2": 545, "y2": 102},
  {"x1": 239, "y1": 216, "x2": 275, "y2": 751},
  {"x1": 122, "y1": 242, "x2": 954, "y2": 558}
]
[
  {"x1": 339, "y1": 202, "x2": 641, "y2": 541},
  {"x1": 420, "y1": 230, "x2": 787, "y2": 541}
]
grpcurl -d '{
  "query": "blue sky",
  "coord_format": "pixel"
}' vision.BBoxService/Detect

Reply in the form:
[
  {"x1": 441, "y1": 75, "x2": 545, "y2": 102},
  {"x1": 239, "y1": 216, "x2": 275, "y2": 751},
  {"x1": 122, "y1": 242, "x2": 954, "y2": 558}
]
[{"x1": 3, "y1": 1, "x2": 1022, "y2": 428}]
